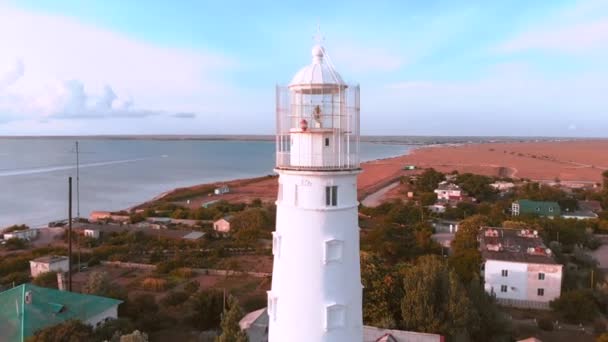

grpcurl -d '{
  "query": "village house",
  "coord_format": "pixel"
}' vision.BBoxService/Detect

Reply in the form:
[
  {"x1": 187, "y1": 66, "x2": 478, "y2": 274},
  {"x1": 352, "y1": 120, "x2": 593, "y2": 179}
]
[
  {"x1": 2, "y1": 229, "x2": 38, "y2": 241},
  {"x1": 84, "y1": 228, "x2": 100, "y2": 239},
  {"x1": 214, "y1": 216, "x2": 233, "y2": 233},
  {"x1": 0, "y1": 284, "x2": 122, "y2": 342},
  {"x1": 214, "y1": 184, "x2": 230, "y2": 195},
  {"x1": 29, "y1": 255, "x2": 69, "y2": 278},
  {"x1": 490, "y1": 181, "x2": 516, "y2": 192},
  {"x1": 511, "y1": 199, "x2": 561, "y2": 218},
  {"x1": 578, "y1": 200, "x2": 603, "y2": 213},
  {"x1": 561, "y1": 210, "x2": 599, "y2": 220},
  {"x1": 480, "y1": 227, "x2": 562, "y2": 309},
  {"x1": 434, "y1": 181, "x2": 464, "y2": 201}
]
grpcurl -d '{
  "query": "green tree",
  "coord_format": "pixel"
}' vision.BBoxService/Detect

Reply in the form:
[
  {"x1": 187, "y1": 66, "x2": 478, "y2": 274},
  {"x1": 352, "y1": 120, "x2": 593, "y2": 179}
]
[
  {"x1": 361, "y1": 254, "x2": 403, "y2": 328},
  {"x1": 231, "y1": 208, "x2": 272, "y2": 242},
  {"x1": 415, "y1": 168, "x2": 445, "y2": 192},
  {"x1": 449, "y1": 215, "x2": 487, "y2": 283},
  {"x1": 456, "y1": 173, "x2": 497, "y2": 201},
  {"x1": 401, "y1": 255, "x2": 475, "y2": 338},
  {"x1": 215, "y1": 296, "x2": 248, "y2": 342},
  {"x1": 5, "y1": 237, "x2": 28, "y2": 250},
  {"x1": 27, "y1": 320, "x2": 93, "y2": 342},
  {"x1": 550, "y1": 289, "x2": 598, "y2": 323},
  {"x1": 189, "y1": 290, "x2": 224, "y2": 330},
  {"x1": 32, "y1": 271, "x2": 58, "y2": 289},
  {"x1": 602, "y1": 170, "x2": 608, "y2": 191}
]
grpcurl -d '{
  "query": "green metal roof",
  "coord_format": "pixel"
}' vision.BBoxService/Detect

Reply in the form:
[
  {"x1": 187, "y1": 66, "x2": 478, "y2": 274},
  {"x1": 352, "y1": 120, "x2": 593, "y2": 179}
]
[
  {"x1": 516, "y1": 199, "x2": 561, "y2": 216},
  {"x1": 0, "y1": 284, "x2": 122, "y2": 342}
]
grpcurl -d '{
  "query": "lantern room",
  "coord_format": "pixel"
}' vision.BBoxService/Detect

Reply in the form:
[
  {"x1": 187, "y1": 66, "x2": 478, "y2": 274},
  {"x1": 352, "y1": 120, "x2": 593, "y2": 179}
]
[{"x1": 276, "y1": 44, "x2": 360, "y2": 171}]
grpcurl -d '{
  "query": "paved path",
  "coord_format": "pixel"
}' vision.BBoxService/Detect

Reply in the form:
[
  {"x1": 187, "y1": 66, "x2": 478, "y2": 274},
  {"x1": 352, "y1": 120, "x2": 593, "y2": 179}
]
[{"x1": 361, "y1": 182, "x2": 399, "y2": 207}]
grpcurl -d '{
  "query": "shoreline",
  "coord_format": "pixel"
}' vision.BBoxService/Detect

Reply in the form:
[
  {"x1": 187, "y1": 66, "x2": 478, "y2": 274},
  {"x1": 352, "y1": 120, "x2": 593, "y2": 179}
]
[{"x1": 132, "y1": 139, "x2": 608, "y2": 211}]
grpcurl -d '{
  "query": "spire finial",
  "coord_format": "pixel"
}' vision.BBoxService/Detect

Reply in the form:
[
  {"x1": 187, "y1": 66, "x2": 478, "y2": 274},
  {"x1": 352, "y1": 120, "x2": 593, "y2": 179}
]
[{"x1": 313, "y1": 22, "x2": 325, "y2": 45}]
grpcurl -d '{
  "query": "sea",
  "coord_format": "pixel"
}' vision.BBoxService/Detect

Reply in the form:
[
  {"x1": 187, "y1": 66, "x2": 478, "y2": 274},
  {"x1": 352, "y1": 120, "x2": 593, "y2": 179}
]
[{"x1": 0, "y1": 138, "x2": 414, "y2": 228}]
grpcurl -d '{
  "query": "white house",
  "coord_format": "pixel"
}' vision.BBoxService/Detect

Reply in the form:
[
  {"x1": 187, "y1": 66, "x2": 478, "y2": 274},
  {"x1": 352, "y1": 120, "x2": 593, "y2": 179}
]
[
  {"x1": 3, "y1": 229, "x2": 38, "y2": 241},
  {"x1": 213, "y1": 216, "x2": 233, "y2": 233},
  {"x1": 562, "y1": 210, "x2": 599, "y2": 220},
  {"x1": 480, "y1": 227, "x2": 562, "y2": 309},
  {"x1": 434, "y1": 181, "x2": 463, "y2": 201},
  {"x1": 214, "y1": 185, "x2": 230, "y2": 195},
  {"x1": 84, "y1": 228, "x2": 100, "y2": 239},
  {"x1": 490, "y1": 181, "x2": 516, "y2": 192},
  {"x1": 29, "y1": 255, "x2": 69, "y2": 278}
]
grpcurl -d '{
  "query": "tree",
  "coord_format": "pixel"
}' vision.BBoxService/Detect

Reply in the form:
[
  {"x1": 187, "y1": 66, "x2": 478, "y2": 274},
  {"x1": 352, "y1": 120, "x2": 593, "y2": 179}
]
[
  {"x1": 215, "y1": 296, "x2": 248, "y2": 342},
  {"x1": 27, "y1": 320, "x2": 93, "y2": 342},
  {"x1": 361, "y1": 253, "x2": 403, "y2": 328},
  {"x1": 84, "y1": 271, "x2": 111, "y2": 296},
  {"x1": 231, "y1": 208, "x2": 272, "y2": 242},
  {"x1": 189, "y1": 290, "x2": 224, "y2": 330},
  {"x1": 5, "y1": 237, "x2": 28, "y2": 250},
  {"x1": 415, "y1": 168, "x2": 445, "y2": 192},
  {"x1": 456, "y1": 173, "x2": 497, "y2": 201},
  {"x1": 550, "y1": 289, "x2": 598, "y2": 323},
  {"x1": 603, "y1": 170, "x2": 608, "y2": 191},
  {"x1": 401, "y1": 255, "x2": 475, "y2": 338},
  {"x1": 32, "y1": 271, "x2": 58, "y2": 289},
  {"x1": 449, "y1": 215, "x2": 487, "y2": 283},
  {"x1": 119, "y1": 330, "x2": 149, "y2": 342}
]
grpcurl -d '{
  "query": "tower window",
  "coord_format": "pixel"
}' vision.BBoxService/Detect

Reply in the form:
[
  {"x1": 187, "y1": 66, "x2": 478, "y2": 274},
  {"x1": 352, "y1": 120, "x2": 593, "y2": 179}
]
[
  {"x1": 500, "y1": 285, "x2": 507, "y2": 293},
  {"x1": 537, "y1": 288, "x2": 544, "y2": 296},
  {"x1": 324, "y1": 239, "x2": 344, "y2": 264},
  {"x1": 325, "y1": 137, "x2": 330, "y2": 147},
  {"x1": 272, "y1": 232, "x2": 282, "y2": 257},
  {"x1": 538, "y1": 273, "x2": 545, "y2": 280},
  {"x1": 267, "y1": 292, "x2": 278, "y2": 321},
  {"x1": 325, "y1": 186, "x2": 338, "y2": 206},
  {"x1": 325, "y1": 304, "x2": 346, "y2": 330},
  {"x1": 501, "y1": 270, "x2": 508, "y2": 277}
]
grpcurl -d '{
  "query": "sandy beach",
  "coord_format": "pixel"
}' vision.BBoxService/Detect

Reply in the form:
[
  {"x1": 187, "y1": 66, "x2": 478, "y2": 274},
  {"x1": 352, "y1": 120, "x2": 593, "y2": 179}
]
[{"x1": 145, "y1": 139, "x2": 608, "y2": 209}]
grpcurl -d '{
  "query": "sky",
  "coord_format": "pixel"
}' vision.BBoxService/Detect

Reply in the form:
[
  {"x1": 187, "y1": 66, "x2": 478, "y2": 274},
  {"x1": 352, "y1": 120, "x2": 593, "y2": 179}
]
[{"x1": 0, "y1": 0, "x2": 607, "y2": 137}]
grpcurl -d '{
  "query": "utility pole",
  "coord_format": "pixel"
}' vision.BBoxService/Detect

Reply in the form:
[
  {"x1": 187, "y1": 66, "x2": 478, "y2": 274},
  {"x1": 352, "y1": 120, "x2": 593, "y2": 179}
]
[
  {"x1": 68, "y1": 177, "x2": 73, "y2": 292},
  {"x1": 76, "y1": 141, "x2": 80, "y2": 219}
]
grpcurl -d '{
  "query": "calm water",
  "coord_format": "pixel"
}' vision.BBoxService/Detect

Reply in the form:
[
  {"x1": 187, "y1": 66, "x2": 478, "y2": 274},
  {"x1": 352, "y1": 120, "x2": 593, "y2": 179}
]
[{"x1": 0, "y1": 139, "x2": 413, "y2": 228}]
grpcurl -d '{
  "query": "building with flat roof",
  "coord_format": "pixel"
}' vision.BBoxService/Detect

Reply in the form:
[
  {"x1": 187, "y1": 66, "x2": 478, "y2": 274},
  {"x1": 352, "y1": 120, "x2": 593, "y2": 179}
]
[
  {"x1": 512, "y1": 199, "x2": 561, "y2": 218},
  {"x1": 434, "y1": 181, "x2": 464, "y2": 201},
  {"x1": 29, "y1": 255, "x2": 69, "y2": 278},
  {"x1": 480, "y1": 227, "x2": 562, "y2": 309},
  {"x1": 0, "y1": 284, "x2": 122, "y2": 342}
]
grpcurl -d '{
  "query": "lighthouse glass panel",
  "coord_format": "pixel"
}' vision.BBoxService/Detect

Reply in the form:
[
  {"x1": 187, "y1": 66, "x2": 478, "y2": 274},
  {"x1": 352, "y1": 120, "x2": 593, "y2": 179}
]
[{"x1": 276, "y1": 84, "x2": 360, "y2": 170}]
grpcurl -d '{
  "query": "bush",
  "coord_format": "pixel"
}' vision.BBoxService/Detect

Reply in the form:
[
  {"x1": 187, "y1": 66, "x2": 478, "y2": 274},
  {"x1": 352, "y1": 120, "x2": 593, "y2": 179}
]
[
  {"x1": 550, "y1": 289, "x2": 598, "y2": 323},
  {"x1": 184, "y1": 281, "x2": 200, "y2": 294},
  {"x1": 161, "y1": 291, "x2": 189, "y2": 307},
  {"x1": 171, "y1": 267, "x2": 193, "y2": 279},
  {"x1": 537, "y1": 317, "x2": 554, "y2": 331},
  {"x1": 32, "y1": 271, "x2": 58, "y2": 289},
  {"x1": 140, "y1": 278, "x2": 168, "y2": 292}
]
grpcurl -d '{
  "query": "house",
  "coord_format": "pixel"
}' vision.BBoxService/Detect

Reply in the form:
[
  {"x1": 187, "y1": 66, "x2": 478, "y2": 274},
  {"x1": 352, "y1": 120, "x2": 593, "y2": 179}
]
[
  {"x1": 3, "y1": 229, "x2": 38, "y2": 241},
  {"x1": 480, "y1": 227, "x2": 563, "y2": 309},
  {"x1": 90, "y1": 211, "x2": 111, "y2": 222},
  {"x1": 214, "y1": 216, "x2": 233, "y2": 233},
  {"x1": 578, "y1": 200, "x2": 603, "y2": 213},
  {"x1": 214, "y1": 184, "x2": 230, "y2": 195},
  {"x1": 84, "y1": 228, "x2": 100, "y2": 239},
  {"x1": 427, "y1": 204, "x2": 446, "y2": 214},
  {"x1": 239, "y1": 308, "x2": 443, "y2": 342},
  {"x1": 434, "y1": 181, "x2": 463, "y2": 201},
  {"x1": 0, "y1": 283, "x2": 122, "y2": 342},
  {"x1": 29, "y1": 255, "x2": 69, "y2": 278},
  {"x1": 562, "y1": 210, "x2": 599, "y2": 220},
  {"x1": 490, "y1": 181, "x2": 516, "y2": 192},
  {"x1": 511, "y1": 199, "x2": 561, "y2": 218}
]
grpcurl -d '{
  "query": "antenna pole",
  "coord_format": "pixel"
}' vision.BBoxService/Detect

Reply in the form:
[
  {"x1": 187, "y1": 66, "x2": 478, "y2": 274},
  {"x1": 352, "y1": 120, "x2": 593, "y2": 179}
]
[
  {"x1": 76, "y1": 141, "x2": 80, "y2": 219},
  {"x1": 68, "y1": 177, "x2": 73, "y2": 292}
]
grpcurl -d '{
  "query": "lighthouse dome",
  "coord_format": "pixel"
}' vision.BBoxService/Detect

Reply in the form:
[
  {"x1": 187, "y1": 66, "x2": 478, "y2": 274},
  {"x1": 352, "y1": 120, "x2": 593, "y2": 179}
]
[{"x1": 289, "y1": 45, "x2": 345, "y2": 87}]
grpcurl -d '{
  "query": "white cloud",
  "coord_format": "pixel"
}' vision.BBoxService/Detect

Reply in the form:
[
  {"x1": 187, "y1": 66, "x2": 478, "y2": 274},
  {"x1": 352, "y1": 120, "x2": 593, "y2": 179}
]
[
  {"x1": 0, "y1": 59, "x2": 24, "y2": 88},
  {"x1": 0, "y1": 4, "x2": 240, "y2": 129},
  {"x1": 497, "y1": 1, "x2": 608, "y2": 55}
]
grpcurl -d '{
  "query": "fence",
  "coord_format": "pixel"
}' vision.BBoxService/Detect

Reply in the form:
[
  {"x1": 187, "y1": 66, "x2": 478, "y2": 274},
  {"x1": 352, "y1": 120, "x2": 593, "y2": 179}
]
[{"x1": 496, "y1": 297, "x2": 550, "y2": 310}]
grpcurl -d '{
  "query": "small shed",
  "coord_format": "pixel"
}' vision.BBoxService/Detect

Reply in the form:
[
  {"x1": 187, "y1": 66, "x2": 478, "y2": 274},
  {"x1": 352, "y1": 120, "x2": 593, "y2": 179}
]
[
  {"x1": 214, "y1": 216, "x2": 234, "y2": 233},
  {"x1": 214, "y1": 185, "x2": 230, "y2": 195},
  {"x1": 29, "y1": 255, "x2": 69, "y2": 278},
  {"x1": 3, "y1": 229, "x2": 38, "y2": 241},
  {"x1": 84, "y1": 229, "x2": 100, "y2": 239}
]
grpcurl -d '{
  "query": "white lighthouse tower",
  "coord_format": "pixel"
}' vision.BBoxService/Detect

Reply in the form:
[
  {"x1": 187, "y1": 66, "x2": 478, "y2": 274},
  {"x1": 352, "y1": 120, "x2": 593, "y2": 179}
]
[{"x1": 269, "y1": 41, "x2": 362, "y2": 342}]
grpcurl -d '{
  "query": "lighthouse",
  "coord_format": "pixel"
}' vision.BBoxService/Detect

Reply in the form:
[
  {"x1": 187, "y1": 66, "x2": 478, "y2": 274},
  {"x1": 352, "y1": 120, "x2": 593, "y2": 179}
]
[{"x1": 269, "y1": 42, "x2": 363, "y2": 342}]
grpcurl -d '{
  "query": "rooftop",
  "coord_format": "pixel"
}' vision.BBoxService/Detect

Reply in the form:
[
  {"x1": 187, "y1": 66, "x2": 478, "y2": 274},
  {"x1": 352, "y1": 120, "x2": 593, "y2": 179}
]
[
  {"x1": 0, "y1": 284, "x2": 122, "y2": 342},
  {"x1": 31, "y1": 255, "x2": 68, "y2": 264},
  {"x1": 436, "y1": 182, "x2": 461, "y2": 191},
  {"x1": 480, "y1": 227, "x2": 558, "y2": 265}
]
